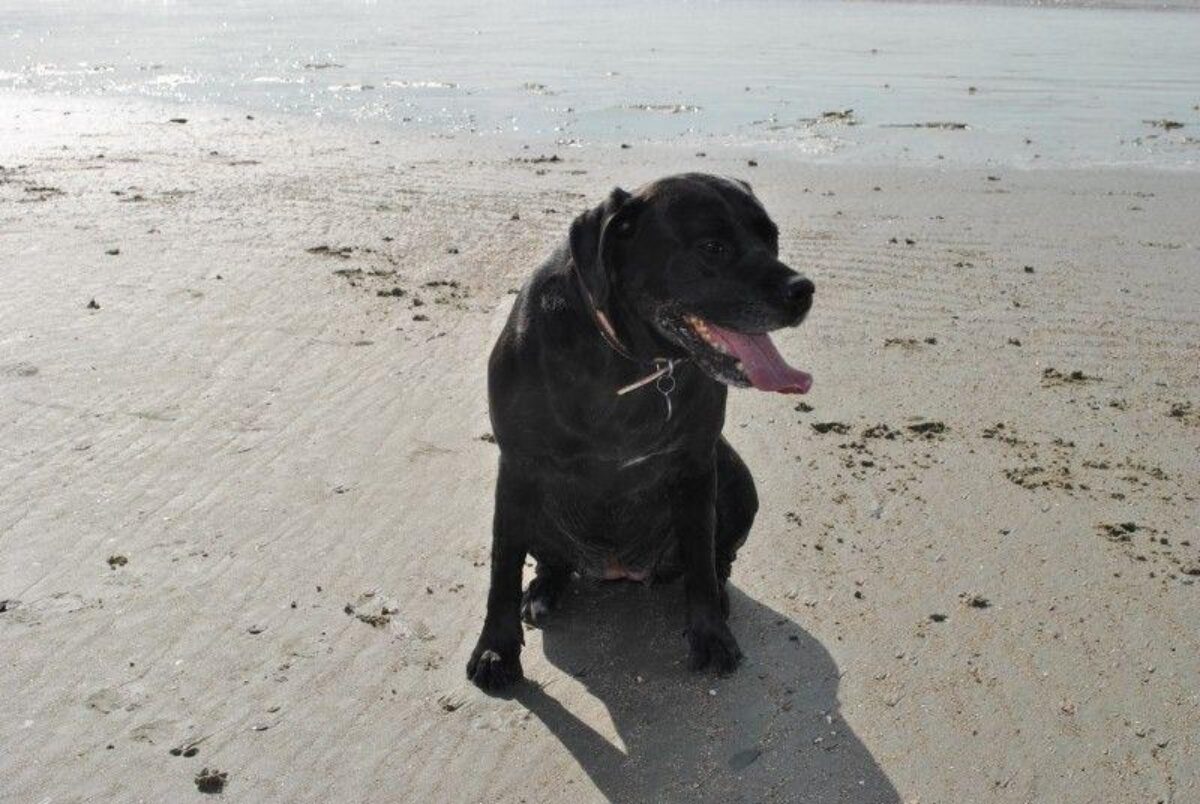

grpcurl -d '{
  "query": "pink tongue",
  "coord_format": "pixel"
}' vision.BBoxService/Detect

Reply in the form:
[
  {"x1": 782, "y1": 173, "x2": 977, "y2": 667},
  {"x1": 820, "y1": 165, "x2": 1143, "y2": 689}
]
[{"x1": 706, "y1": 323, "x2": 812, "y2": 394}]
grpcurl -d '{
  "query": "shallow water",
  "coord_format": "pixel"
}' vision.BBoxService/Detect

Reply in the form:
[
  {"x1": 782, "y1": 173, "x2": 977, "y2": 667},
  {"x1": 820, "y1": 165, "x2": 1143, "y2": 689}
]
[{"x1": 2, "y1": 0, "x2": 1198, "y2": 167}]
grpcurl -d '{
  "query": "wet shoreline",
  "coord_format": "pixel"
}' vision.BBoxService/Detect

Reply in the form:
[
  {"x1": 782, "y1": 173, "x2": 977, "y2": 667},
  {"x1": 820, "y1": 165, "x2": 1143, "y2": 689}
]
[{"x1": 3, "y1": 0, "x2": 1198, "y2": 168}]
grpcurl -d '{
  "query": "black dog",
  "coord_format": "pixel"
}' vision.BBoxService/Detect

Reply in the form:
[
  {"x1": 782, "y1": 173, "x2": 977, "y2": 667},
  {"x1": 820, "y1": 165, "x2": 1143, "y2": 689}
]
[{"x1": 468, "y1": 173, "x2": 814, "y2": 691}]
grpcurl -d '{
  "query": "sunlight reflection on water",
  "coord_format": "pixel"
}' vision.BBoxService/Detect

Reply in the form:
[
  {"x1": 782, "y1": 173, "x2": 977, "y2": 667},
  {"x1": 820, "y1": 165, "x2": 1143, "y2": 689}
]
[{"x1": 2, "y1": 0, "x2": 1197, "y2": 167}]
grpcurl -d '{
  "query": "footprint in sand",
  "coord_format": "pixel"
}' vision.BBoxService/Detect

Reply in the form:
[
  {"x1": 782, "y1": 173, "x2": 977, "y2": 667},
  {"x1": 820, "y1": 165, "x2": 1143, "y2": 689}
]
[
  {"x1": 85, "y1": 688, "x2": 126, "y2": 715},
  {"x1": 129, "y1": 718, "x2": 176, "y2": 745},
  {"x1": 0, "y1": 362, "x2": 39, "y2": 377}
]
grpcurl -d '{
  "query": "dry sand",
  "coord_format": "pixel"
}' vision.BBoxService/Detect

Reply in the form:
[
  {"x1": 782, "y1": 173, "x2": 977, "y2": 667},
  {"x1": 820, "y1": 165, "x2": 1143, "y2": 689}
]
[{"x1": 2, "y1": 93, "x2": 1198, "y2": 803}]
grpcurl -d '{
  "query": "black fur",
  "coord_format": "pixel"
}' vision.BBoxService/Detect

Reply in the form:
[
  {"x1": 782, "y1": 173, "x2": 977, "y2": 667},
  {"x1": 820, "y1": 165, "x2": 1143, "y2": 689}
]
[{"x1": 467, "y1": 173, "x2": 814, "y2": 691}]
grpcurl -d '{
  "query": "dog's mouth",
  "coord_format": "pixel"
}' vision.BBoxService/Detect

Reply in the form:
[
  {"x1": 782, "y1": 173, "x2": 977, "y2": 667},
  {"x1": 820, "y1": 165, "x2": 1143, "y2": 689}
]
[{"x1": 672, "y1": 313, "x2": 812, "y2": 394}]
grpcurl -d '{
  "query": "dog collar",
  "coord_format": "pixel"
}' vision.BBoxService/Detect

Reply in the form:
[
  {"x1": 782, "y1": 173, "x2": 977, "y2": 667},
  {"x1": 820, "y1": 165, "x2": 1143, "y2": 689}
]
[
  {"x1": 569, "y1": 259, "x2": 685, "y2": 415},
  {"x1": 616, "y1": 358, "x2": 674, "y2": 395},
  {"x1": 568, "y1": 260, "x2": 641, "y2": 364}
]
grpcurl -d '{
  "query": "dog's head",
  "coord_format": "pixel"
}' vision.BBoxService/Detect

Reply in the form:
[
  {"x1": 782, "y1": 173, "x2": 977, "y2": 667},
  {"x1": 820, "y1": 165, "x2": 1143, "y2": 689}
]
[{"x1": 570, "y1": 173, "x2": 814, "y2": 393}]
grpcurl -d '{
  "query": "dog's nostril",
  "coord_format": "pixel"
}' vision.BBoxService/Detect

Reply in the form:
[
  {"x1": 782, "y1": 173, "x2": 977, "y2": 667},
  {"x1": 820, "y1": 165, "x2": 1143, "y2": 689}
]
[{"x1": 784, "y1": 277, "x2": 815, "y2": 304}]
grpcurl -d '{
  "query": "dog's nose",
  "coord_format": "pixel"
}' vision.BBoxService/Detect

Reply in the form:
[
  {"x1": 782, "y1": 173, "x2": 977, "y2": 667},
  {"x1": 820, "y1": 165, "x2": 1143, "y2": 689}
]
[{"x1": 784, "y1": 276, "x2": 815, "y2": 306}]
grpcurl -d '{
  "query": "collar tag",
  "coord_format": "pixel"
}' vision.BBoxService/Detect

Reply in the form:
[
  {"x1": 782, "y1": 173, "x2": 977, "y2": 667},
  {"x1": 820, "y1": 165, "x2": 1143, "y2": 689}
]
[
  {"x1": 616, "y1": 359, "x2": 678, "y2": 421},
  {"x1": 655, "y1": 360, "x2": 677, "y2": 421}
]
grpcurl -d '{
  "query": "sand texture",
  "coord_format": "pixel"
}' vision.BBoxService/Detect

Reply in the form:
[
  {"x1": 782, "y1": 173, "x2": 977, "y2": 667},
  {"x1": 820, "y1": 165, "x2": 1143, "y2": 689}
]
[{"x1": 1, "y1": 95, "x2": 1198, "y2": 802}]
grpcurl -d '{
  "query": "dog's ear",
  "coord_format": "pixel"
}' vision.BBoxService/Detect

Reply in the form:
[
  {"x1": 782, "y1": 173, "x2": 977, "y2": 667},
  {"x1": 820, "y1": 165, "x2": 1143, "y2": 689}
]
[
  {"x1": 732, "y1": 177, "x2": 755, "y2": 196},
  {"x1": 569, "y1": 187, "x2": 636, "y2": 313}
]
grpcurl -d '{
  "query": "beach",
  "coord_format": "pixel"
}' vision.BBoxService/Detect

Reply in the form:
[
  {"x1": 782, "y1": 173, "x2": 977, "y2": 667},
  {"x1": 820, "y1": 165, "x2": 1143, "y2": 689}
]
[{"x1": 2, "y1": 4, "x2": 1199, "y2": 793}]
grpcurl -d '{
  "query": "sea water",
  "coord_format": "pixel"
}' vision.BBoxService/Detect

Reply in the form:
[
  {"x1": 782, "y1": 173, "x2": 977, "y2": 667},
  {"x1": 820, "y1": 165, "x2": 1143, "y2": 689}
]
[{"x1": 2, "y1": 0, "x2": 1198, "y2": 168}]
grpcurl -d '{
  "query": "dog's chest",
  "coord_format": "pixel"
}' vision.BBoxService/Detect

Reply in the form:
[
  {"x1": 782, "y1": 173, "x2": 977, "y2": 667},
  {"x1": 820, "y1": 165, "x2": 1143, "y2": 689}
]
[
  {"x1": 540, "y1": 468, "x2": 680, "y2": 578},
  {"x1": 531, "y1": 386, "x2": 722, "y2": 578}
]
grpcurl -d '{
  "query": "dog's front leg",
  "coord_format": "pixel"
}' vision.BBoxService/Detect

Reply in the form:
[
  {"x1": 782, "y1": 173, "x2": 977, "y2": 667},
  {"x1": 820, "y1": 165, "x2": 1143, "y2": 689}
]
[
  {"x1": 467, "y1": 461, "x2": 531, "y2": 691},
  {"x1": 672, "y1": 465, "x2": 743, "y2": 673}
]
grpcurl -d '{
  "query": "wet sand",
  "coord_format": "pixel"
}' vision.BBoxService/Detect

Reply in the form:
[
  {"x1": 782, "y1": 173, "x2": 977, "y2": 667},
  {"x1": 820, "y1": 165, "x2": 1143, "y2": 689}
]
[{"x1": 1, "y1": 93, "x2": 1198, "y2": 802}]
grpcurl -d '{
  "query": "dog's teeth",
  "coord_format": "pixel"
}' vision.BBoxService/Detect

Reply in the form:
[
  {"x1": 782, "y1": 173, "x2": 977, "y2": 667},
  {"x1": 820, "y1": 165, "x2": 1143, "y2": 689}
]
[{"x1": 688, "y1": 315, "x2": 735, "y2": 356}]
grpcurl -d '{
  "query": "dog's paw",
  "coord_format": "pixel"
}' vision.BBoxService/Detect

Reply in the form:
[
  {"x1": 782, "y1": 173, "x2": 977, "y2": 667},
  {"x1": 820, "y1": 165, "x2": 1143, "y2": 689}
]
[
  {"x1": 466, "y1": 638, "x2": 523, "y2": 692},
  {"x1": 686, "y1": 619, "x2": 743, "y2": 674},
  {"x1": 520, "y1": 575, "x2": 562, "y2": 627}
]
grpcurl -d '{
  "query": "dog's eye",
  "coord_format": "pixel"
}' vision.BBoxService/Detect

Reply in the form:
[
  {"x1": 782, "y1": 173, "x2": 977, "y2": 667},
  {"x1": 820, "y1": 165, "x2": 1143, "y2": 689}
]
[{"x1": 699, "y1": 239, "x2": 727, "y2": 256}]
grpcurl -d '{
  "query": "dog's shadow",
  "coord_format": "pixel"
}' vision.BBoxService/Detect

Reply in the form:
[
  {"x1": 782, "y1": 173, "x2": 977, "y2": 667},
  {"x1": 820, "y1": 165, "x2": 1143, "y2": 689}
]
[{"x1": 514, "y1": 581, "x2": 901, "y2": 803}]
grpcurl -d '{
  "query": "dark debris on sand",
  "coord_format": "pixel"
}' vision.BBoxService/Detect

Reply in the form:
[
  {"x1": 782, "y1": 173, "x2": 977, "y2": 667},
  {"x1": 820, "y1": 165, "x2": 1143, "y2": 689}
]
[
  {"x1": 194, "y1": 768, "x2": 227, "y2": 794},
  {"x1": 1099, "y1": 522, "x2": 1142, "y2": 542},
  {"x1": 906, "y1": 421, "x2": 947, "y2": 438},
  {"x1": 961, "y1": 593, "x2": 991, "y2": 609},
  {"x1": 883, "y1": 121, "x2": 968, "y2": 130},
  {"x1": 511, "y1": 154, "x2": 562, "y2": 164},
  {"x1": 1042, "y1": 368, "x2": 1101, "y2": 386},
  {"x1": 1094, "y1": 522, "x2": 1197, "y2": 584},
  {"x1": 862, "y1": 423, "x2": 900, "y2": 440},
  {"x1": 306, "y1": 245, "x2": 353, "y2": 259},
  {"x1": 344, "y1": 601, "x2": 394, "y2": 628},
  {"x1": 883, "y1": 336, "x2": 936, "y2": 348},
  {"x1": 1167, "y1": 401, "x2": 1197, "y2": 424}
]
